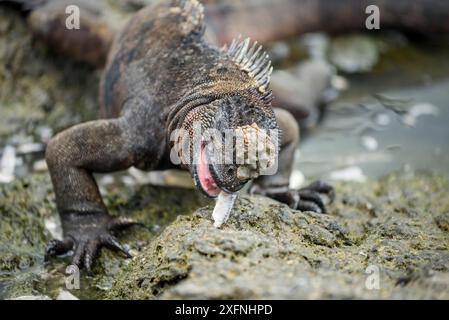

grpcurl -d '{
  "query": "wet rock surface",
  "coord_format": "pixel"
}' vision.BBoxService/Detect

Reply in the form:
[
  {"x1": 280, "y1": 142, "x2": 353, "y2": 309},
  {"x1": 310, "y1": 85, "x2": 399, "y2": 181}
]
[
  {"x1": 108, "y1": 172, "x2": 449, "y2": 299},
  {"x1": 0, "y1": 175, "x2": 51, "y2": 298},
  {"x1": 1, "y1": 171, "x2": 448, "y2": 299},
  {"x1": 0, "y1": 173, "x2": 209, "y2": 299}
]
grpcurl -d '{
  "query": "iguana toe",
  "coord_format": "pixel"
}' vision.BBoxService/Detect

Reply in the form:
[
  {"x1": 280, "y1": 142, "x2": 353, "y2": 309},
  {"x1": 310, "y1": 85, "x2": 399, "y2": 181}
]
[
  {"x1": 101, "y1": 234, "x2": 132, "y2": 259},
  {"x1": 250, "y1": 180, "x2": 335, "y2": 214},
  {"x1": 45, "y1": 237, "x2": 74, "y2": 261},
  {"x1": 303, "y1": 180, "x2": 335, "y2": 203},
  {"x1": 297, "y1": 189, "x2": 327, "y2": 213},
  {"x1": 107, "y1": 216, "x2": 143, "y2": 231},
  {"x1": 45, "y1": 213, "x2": 138, "y2": 272}
]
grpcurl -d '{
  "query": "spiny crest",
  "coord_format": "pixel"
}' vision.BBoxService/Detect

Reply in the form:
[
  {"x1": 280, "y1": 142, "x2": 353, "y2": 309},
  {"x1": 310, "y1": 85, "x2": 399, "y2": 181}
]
[{"x1": 226, "y1": 36, "x2": 273, "y2": 94}]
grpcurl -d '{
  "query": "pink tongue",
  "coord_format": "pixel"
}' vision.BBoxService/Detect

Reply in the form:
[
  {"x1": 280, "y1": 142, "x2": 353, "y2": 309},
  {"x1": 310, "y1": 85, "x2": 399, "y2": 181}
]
[{"x1": 198, "y1": 145, "x2": 221, "y2": 197}]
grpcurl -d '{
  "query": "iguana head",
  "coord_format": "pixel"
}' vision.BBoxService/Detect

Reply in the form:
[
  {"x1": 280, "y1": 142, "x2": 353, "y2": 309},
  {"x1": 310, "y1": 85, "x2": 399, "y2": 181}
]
[{"x1": 168, "y1": 38, "x2": 279, "y2": 198}]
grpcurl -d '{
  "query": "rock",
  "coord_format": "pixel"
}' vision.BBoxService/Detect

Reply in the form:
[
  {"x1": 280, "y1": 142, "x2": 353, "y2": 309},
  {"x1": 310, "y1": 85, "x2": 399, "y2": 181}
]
[
  {"x1": 329, "y1": 166, "x2": 367, "y2": 183},
  {"x1": 1, "y1": 170, "x2": 448, "y2": 300},
  {"x1": 0, "y1": 173, "x2": 209, "y2": 299},
  {"x1": 108, "y1": 172, "x2": 449, "y2": 299},
  {"x1": 0, "y1": 174, "x2": 53, "y2": 298},
  {"x1": 56, "y1": 289, "x2": 79, "y2": 300},
  {"x1": 434, "y1": 214, "x2": 449, "y2": 232},
  {"x1": 0, "y1": 145, "x2": 16, "y2": 183},
  {"x1": 9, "y1": 295, "x2": 52, "y2": 300},
  {"x1": 108, "y1": 196, "x2": 351, "y2": 299},
  {"x1": 270, "y1": 59, "x2": 334, "y2": 127},
  {"x1": 329, "y1": 34, "x2": 381, "y2": 73},
  {"x1": 402, "y1": 103, "x2": 439, "y2": 127}
]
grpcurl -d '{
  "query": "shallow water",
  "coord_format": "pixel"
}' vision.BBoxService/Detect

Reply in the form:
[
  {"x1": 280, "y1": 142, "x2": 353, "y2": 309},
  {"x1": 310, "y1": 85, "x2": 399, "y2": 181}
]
[
  {"x1": 298, "y1": 79, "x2": 449, "y2": 181},
  {"x1": 291, "y1": 33, "x2": 449, "y2": 183}
]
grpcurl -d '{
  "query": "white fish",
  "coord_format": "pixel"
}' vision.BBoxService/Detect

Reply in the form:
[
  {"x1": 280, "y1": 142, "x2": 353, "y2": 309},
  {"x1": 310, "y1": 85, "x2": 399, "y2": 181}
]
[{"x1": 212, "y1": 191, "x2": 237, "y2": 228}]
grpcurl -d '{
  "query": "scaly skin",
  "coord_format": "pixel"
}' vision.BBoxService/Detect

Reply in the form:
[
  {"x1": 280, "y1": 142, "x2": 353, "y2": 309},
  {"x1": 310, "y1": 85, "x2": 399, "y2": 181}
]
[{"x1": 43, "y1": 0, "x2": 334, "y2": 272}]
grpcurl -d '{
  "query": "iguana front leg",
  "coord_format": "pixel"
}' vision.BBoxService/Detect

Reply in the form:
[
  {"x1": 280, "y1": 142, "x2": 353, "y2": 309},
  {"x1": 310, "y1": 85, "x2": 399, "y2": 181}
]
[
  {"x1": 250, "y1": 108, "x2": 334, "y2": 213},
  {"x1": 45, "y1": 117, "x2": 147, "y2": 272}
]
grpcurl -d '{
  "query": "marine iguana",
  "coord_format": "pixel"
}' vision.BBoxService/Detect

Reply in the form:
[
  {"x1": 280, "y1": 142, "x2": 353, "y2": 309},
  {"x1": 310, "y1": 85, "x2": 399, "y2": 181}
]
[{"x1": 43, "y1": 0, "x2": 334, "y2": 272}]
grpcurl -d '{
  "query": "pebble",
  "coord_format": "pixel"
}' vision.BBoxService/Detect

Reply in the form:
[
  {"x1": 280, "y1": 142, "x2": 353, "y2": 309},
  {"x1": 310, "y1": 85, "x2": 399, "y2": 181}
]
[
  {"x1": 44, "y1": 216, "x2": 63, "y2": 240},
  {"x1": 269, "y1": 41, "x2": 290, "y2": 60},
  {"x1": 375, "y1": 113, "x2": 390, "y2": 126},
  {"x1": 16, "y1": 142, "x2": 44, "y2": 155},
  {"x1": 289, "y1": 170, "x2": 305, "y2": 189},
  {"x1": 361, "y1": 135, "x2": 378, "y2": 151},
  {"x1": 329, "y1": 166, "x2": 367, "y2": 182},
  {"x1": 9, "y1": 295, "x2": 52, "y2": 300},
  {"x1": 56, "y1": 289, "x2": 79, "y2": 300},
  {"x1": 402, "y1": 103, "x2": 439, "y2": 126},
  {"x1": 329, "y1": 34, "x2": 379, "y2": 73},
  {"x1": 33, "y1": 159, "x2": 48, "y2": 172},
  {"x1": 301, "y1": 32, "x2": 329, "y2": 60},
  {"x1": 0, "y1": 145, "x2": 16, "y2": 183}
]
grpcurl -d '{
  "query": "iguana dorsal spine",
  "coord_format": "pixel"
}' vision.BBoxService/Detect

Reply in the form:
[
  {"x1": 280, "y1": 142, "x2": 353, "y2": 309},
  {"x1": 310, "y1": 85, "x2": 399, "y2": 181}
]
[{"x1": 226, "y1": 36, "x2": 273, "y2": 94}]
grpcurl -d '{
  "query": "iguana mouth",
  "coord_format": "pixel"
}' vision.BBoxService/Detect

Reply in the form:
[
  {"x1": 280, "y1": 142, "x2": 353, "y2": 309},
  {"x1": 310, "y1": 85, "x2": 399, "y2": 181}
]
[{"x1": 193, "y1": 143, "x2": 221, "y2": 198}]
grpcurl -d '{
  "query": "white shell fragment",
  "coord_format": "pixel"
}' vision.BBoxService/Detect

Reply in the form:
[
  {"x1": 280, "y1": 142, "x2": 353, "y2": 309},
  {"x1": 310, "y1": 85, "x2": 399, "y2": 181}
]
[
  {"x1": 329, "y1": 166, "x2": 367, "y2": 183},
  {"x1": 212, "y1": 191, "x2": 237, "y2": 228}
]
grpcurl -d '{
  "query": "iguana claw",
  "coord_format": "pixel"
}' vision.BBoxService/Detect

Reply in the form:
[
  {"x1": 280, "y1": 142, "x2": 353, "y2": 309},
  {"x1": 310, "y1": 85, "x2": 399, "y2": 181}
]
[
  {"x1": 45, "y1": 214, "x2": 140, "y2": 273},
  {"x1": 251, "y1": 180, "x2": 335, "y2": 214}
]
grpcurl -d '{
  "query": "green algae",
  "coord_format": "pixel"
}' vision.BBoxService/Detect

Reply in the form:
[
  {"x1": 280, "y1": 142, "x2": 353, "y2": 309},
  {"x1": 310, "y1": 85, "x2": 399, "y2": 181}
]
[
  {"x1": 0, "y1": 174, "x2": 53, "y2": 298},
  {"x1": 0, "y1": 172, "x2": 209, "y2": 299}
]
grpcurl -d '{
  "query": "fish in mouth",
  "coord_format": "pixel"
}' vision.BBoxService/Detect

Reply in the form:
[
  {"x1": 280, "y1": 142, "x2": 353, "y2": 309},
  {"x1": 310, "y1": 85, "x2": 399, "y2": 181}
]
[
  {"x1": 191, "y1": 127, "x2": 275, "y2": 227},
  {"x1": 192, "y1": 142, "x2": 240, "y2": 228}
]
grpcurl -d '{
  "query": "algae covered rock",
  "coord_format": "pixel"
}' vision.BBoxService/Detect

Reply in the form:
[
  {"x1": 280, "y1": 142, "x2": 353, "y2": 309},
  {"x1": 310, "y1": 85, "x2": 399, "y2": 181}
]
[
  {"x1": 0, "y1": 174, "x2": 53, "y2": 298},
  {"x1": 0, "y1": 172, "x2": 209, "y2": 299},
  {"x1": 0, "y1": 170, "x2": 448, "y2": 299},
  {"x1": 108, "y1": 195, "x2": 350, "y2": 300},
  {"x1": 109, "y1": 172, "x2": 449, "y2": 299}
]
